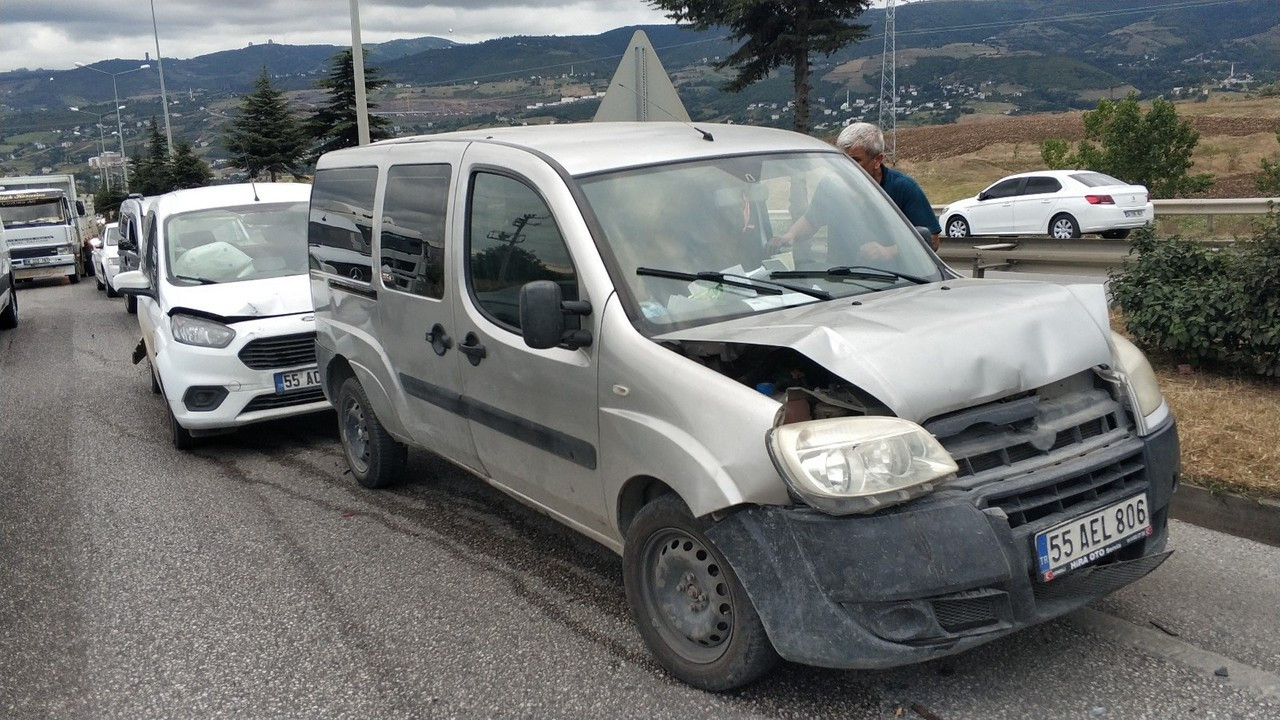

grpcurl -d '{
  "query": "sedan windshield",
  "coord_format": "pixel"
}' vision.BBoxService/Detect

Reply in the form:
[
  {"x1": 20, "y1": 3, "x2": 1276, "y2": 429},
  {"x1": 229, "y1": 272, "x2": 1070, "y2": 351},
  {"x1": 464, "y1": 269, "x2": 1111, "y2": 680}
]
[
  {"x1": 578, "y1": 151, "x2": 942, "y2": 328},
  {"x1": 164, "y1": 201, "x2": 308, "y2": 285}
]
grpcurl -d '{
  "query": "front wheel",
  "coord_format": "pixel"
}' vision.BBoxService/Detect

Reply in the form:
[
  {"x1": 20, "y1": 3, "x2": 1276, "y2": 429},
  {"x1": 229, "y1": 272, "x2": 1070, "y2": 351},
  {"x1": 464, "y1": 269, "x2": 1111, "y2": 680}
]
[
  {"x1": 1049, "y1": 213, "x2": 1081, "y2": 239},
  {"x1": 0, "y1": 291, "x2": 17, "y2": 330},
  {"x1": 168, "y1": 402, "x2": 196, "y2": 450},
  {"x1": 945, "y1": 215, "x2": 971, "y2": 238},
  {"x1": 623, "y1": 495, "x2": 778, "y2": 691},
  {"x1": 337, "y1": 375, "x2": 407, "y2": 489},
  {"x1": 125, "y1": 294, "x2": 137, "y2": 314}
]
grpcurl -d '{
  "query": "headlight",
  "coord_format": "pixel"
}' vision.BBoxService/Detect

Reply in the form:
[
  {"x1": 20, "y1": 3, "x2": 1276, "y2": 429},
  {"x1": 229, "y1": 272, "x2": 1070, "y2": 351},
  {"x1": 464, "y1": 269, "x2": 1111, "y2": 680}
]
[
  {"x1": 171, "y1": 313, "x2": 236, "y2": 348},
  {"x1": 59, "y1": 245, "x2": 74, "y2": 255},
  {"x1": 1109, "y1": 332, "x2": 1163, "y2": 417},
  {"x1": 767, "y1": 417, "x2": 958, "y2": 515}
]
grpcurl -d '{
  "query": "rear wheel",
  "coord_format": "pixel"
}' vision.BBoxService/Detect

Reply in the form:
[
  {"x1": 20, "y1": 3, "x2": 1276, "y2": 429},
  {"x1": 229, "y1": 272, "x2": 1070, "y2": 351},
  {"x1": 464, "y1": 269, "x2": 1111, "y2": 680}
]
[
  {"x1": 945, "y1": 215, "x2": 971, "y2": 238},
  {"x1": 623, "y1": 495, "x2": 778, "y2": 691},
  {"x1": 337, "y1": 375, "x2": 407, "y2": 489},
  {"x1": 1049, "y1": 213, "x2": 1081, "y2": 239},
  {"x1": 0, "y1": 290, "x2": 17, "y2": 330},
  {"x1": 1101, "y1": 228, "x2": 1131, "y2": 239}
]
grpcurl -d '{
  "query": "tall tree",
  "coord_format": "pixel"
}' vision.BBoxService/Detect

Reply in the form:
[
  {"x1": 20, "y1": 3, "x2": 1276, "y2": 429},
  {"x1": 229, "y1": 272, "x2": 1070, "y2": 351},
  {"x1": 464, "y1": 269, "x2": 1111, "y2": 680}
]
[
  {"x1": 168, "y1": 141, "x2": 214, "y2": 190},
  {"x1": 225, "y1": 69, "x2": 309, "y2": 181},
  {"x1": 1041, "y1": 94, "x2": 1213, "y2": 198},
  {"x1": 649, "y1": 0, "x2": 871, "y2": 133},
  {"x1": 128, "y1": 121, "x2": 173, "y2": 196},
  {"x1": 305, "y1": 49, "x2": 393, "y2": 161},
  {"x1": 1258, "y1": 126, "x2": 1280, "y2": 195}
]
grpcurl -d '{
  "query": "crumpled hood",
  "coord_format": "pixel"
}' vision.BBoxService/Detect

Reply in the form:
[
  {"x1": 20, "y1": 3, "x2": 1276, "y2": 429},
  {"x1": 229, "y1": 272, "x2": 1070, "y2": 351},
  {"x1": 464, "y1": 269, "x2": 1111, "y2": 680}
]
[
  {"x1": 655, "y1": 278, "x2": 1114, "y2": 422},
  {"x1": 163, "y1": 273, "x2": 313, "y2": 321}
]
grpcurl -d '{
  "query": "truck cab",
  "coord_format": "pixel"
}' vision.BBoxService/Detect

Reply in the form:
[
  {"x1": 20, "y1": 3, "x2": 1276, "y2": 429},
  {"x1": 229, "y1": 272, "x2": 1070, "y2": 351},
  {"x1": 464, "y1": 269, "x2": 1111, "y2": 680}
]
[{"x1": 0, "y1": 186, "x2": 86, "y2": 284}]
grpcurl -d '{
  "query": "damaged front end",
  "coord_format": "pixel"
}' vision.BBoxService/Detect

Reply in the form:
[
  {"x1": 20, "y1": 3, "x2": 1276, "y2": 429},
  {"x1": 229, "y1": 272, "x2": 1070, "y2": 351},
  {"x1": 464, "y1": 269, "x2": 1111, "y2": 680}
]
[{"x1": 650, "y1": 280, "x2": 1180, "y2": 669}]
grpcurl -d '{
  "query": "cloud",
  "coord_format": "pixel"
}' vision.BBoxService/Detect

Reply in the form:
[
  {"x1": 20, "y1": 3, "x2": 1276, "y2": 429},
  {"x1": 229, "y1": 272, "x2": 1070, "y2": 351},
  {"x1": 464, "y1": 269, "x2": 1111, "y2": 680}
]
[{"x1": 0, "y1": 1, "x2": 675, "y2": 71}]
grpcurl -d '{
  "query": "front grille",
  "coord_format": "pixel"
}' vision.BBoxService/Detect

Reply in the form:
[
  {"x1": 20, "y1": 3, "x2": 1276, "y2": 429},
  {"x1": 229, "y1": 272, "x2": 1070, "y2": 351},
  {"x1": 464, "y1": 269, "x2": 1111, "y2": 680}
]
[
  {"x1": 241, "y1": 386, "x2": 327, "y2": 413},
  {"x1": 928, "y1": 380, "x2": 1146, "y2": 531},
  {"x1": 930, "y1": 589, "x2": 1005, "y2": 633},
  {"x1": 1032, "y1": 551, "x2": 1171, "y2": 604},
  {"x1": 238, "y1": 332, "x2": 316, "y2": 370},
  {"x1": 11, "y1": 246, "x2": 60, "y2": 259}
]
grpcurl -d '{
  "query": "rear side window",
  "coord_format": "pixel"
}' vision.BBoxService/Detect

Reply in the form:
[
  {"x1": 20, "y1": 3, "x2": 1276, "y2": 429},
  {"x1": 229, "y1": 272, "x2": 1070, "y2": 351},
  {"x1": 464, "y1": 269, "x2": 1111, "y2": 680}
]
[
  {"x1": 466, "y1": 172, "x2": 578, "y2": 330},
  {"x1": 1023, "y1": 177, "x2": 1062, "y2": 195},
  {"x1": 309, "y1": 166, "x2": 378, "y2": 283},
  {"x1": 1071, "y1": 172, "x2": 1127, "y2": 188},
  {"x1": 379, "y1": 164, "x2": 450, "y2": 299}
]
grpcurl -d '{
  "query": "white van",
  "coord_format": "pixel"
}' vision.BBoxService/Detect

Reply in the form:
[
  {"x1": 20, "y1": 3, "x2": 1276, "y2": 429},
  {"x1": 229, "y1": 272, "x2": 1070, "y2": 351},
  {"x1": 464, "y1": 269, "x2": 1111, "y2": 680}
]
[
  {"x1": 116, "y1": 194, "x2": 155, "y2": 314},
  {"x1": 308, "y1": 123, "x2": 1180, "y2": 691}
]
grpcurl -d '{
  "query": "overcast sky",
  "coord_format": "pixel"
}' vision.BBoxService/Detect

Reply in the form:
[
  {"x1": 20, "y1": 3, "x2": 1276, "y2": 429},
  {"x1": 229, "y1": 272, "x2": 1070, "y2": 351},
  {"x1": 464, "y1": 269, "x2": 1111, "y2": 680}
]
[{"x1": 0, "y1": 1, "x2": 677, "y2": 72}]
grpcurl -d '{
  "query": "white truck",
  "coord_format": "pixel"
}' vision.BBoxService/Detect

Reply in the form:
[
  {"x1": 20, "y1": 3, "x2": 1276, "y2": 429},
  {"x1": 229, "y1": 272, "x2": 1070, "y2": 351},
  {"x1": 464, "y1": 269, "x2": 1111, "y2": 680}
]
[{"x1": 0, "y1": 175, "x2": 89, "y2": 283}]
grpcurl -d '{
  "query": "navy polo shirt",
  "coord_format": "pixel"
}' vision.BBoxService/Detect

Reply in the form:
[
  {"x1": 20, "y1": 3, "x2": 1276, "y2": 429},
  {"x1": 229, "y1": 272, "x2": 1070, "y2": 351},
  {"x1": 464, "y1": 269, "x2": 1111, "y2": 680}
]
[{"x1": 881, "y1": 166, "x2": 940, "y2": 235}]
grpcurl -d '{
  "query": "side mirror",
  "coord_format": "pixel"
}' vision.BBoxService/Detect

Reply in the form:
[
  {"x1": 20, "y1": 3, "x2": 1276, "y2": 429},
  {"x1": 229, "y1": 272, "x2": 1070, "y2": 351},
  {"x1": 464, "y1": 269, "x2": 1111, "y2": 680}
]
[
  {"x1": 75, "y1": 200, "x2": 86, "y2": 216},
  {"x1": 118, "y1": 238, "x2": 137, "y2": 252},
  {"x1": 519, "y1": 280, "x2": 592, "y2": 350},
  {"x1": 113, "y1": 270, "x2": 156, "y2": 300},
  {"x1": 977, "y1": 191, "x2": 990, "y2": 202}
]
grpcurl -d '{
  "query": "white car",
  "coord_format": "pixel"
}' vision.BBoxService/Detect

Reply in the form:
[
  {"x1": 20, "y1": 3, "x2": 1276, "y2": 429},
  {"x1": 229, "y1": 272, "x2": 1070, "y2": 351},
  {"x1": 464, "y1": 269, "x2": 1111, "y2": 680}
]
[
  {"x1": 939, "y1": 170, "x2": 1153, "y2": 239},
  {"x1": 113, "y1": 183, "x2": 330, "y2": 449},
  {"x1": 92, "y1": 222, "x2": 122, "y2": 297},
  {"x1": 0, "y1": 217, "x2": 15, "y2": 330}
]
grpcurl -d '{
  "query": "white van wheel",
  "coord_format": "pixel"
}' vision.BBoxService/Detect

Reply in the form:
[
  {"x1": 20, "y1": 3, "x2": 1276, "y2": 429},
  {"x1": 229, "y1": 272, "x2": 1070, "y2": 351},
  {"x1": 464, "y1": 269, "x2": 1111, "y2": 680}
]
[
  {"x1": 337, "y1": 376, "x2": 406, "y2": 489},
  {"x1": 623, "y1": 495, "x2": 778, "y2": 691}
]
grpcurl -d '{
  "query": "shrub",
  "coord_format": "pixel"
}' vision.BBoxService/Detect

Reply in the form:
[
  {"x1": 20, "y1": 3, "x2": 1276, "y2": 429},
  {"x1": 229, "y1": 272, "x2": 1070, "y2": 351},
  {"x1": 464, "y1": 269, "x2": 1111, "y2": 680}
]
[{"x1": 1111, "y1": 213, "x2": 1280, "y2": 375}]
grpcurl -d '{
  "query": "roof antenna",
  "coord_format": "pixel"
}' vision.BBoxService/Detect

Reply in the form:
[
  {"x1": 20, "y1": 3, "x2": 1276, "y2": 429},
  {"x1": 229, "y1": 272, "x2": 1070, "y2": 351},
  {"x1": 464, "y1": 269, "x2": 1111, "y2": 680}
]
[{"x1": 616, "y1": 82, "x2": 713, "y2": 142}]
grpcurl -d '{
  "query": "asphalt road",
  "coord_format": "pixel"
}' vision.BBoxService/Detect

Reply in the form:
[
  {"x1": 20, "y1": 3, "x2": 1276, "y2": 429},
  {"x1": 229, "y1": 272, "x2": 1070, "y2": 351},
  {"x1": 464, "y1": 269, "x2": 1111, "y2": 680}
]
[{"x1": 2, "y1": 279, "x2": 1279, "y2": 720}]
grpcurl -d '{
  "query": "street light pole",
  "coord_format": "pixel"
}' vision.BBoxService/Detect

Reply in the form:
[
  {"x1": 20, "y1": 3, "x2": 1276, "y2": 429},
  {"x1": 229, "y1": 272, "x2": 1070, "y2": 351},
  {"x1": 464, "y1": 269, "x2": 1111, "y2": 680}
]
[
  {"x1": 349, "y1": 0, "x2": 371, "y2": 146},
  {"x1": 150, "y1": 0, "x2": 175, "y2": 157},
  {"x1": 68, "y1": 106, "x2": 113, "y2": 191},
  {"x1": 74, "y1": 62, "x2": 150, "y2": 186}
]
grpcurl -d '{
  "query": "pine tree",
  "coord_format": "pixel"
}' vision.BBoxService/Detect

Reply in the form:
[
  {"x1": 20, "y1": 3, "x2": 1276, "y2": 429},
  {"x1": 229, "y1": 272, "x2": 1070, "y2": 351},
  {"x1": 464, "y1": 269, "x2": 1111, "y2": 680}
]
[
  {"x1": 169, "y1": 141, "x2": 214, "y2": 190},
  {"x1": 305, "y1": 49, "x2": 393, "y2": 161},
  {"x1": 128, "y1": 122, "x2": 173, "y2": 196},
  {"x1": 225, "y1": 69, "x2": 309, "y2": 181},
  {"x1": 649, "y1": 0, "x2": 871, "y2": 134}
]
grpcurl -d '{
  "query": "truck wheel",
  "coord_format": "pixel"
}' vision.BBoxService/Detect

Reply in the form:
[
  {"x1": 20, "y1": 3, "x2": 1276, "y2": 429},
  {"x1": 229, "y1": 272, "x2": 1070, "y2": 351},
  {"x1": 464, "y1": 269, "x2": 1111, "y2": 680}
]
[
  {"x1": 623, "y1": 495, "x2": 778, "y2": 691},
  {"x1": 0, "y1": 291, "x2": 17, "y2": 329},
  {"x1": 337, "y1": 375, "x2": 406, "y2": 489},
  {"x1": 70, "y1": 271, "x2": 80, "y2": 285}
]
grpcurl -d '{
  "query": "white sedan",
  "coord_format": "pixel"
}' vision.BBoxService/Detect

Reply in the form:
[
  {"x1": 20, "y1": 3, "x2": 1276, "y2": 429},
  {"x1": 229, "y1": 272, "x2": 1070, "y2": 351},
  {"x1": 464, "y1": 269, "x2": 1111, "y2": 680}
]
[
  {"x1": 92, "y1": 222, "x2": 122, "y2": 297},
  {"x1": 939, "y1": 170, "x2": 1153, "y2": 239}
]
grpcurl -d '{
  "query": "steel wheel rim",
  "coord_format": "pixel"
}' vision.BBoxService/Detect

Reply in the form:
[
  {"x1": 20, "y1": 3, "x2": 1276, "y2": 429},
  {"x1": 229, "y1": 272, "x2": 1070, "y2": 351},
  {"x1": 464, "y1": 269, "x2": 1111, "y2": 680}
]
[
  {"x1": 341, "y1": 395, "x2": 371, "y2": 474},
  {"x1": 639, "y1": 526, "x2": 735, "y2": 664}
]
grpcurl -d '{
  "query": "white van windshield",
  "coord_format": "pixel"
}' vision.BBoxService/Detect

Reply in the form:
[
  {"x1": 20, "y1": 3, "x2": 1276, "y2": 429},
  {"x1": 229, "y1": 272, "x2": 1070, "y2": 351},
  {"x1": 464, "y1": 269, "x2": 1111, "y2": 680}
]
[
  {"x1": 578, "y1": 151, "x2": 942, "y2": 328},
  {"x1": 164, "y1": 201, "x2": 309, "y2": 285}
]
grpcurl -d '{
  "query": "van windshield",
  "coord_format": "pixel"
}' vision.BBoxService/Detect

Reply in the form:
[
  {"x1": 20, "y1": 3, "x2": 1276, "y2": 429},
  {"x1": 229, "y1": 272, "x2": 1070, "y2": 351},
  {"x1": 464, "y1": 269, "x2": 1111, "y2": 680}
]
[
  {"x1": 578, "y1": 151, "x2": 942, "y2": 328},
  {"x1": 163, "y1": 201, "x2": 309, "y2": 285}
]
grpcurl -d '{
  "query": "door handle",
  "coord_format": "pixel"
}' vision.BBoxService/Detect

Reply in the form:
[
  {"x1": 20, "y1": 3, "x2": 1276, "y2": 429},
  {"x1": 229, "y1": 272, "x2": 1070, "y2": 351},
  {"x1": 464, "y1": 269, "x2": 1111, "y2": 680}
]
[
  {"x1": 425, "y1": 323, "x2": 453, "y2": 356},
  {"x1": 459, "y1": 332, "x2": 487, "y2": 366}
]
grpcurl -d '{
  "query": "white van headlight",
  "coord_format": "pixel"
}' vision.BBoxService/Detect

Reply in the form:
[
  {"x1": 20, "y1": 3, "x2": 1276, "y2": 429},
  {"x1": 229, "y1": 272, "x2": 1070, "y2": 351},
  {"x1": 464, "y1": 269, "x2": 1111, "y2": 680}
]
[
  {"x1": 171, "y1": 313, "x2": 236, "y2": 348},
  {"x1": 767, "y1": 417, "x2": 958, "y2": 515}
]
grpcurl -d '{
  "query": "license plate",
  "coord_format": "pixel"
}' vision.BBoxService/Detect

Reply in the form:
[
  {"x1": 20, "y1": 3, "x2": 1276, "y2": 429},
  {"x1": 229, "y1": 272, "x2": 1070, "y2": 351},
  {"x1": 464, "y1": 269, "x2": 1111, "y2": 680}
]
[
  {"x1": 1034, "y1": 494, "x2": 1151, "y2": 581},
  {"x1": 273, "y1": 367, "x2": 322, "y2": 394},
  {"x1": 1124, "y1": 210, "x2": 1144, "y2": 218}
]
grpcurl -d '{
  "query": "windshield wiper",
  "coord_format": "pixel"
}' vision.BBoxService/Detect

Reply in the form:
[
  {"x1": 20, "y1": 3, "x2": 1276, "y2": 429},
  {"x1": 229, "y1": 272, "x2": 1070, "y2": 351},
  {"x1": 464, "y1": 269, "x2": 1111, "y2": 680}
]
[
  {"x1": 770, "y1": 265, "x2": 931, "y2": 285},
  {"x1": 174, "y1": 274, "x2": 219, "y2": 285},
  {"x1": 636, "y1": 267, "x2": 832, "y2": 300}
]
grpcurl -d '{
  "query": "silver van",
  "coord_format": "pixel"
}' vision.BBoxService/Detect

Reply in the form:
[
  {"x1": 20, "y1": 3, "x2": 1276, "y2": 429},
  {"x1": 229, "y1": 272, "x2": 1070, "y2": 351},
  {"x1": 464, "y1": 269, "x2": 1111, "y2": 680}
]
[
  {"x1": 308, "y1": 123, "x2": 1180, "y2": 690},
  {"x1": 116, "y1": 193, "x2": 155, "y2": 314}
]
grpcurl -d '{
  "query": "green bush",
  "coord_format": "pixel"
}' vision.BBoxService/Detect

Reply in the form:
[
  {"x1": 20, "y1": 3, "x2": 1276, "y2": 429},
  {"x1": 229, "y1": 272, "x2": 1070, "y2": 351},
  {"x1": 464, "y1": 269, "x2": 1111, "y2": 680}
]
[{"x1": 1111, "y1": 213, "x2": 1280, "y2": 376}]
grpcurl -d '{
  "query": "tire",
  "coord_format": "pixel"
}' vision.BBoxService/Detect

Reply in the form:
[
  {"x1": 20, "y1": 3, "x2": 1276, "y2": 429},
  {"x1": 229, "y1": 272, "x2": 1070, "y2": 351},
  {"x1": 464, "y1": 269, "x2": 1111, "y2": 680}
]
[
  {"x1": 337, "y1": 375, "x2": 407, "y2": 489},
  {"x1": 167, "y1": 401, "x2": 196, "y2": 450},
  {"x1": 945, "y1": 215, "x2": 971, "y2": 238},
  {"x1": 1049, "y1": 213, "x2": 1081, "y2": 239},
  {"x1": 0, "y1": 290, "x2": 17, "y2": 330},
  {"x1": 95, "y1": 272, "x2": 105, "y2": 291},
  {"x1": 125, "y1": 294, "x2": 137, "y2": 314},
  {"x1": 150, "y1": 362, "x2": 161, "y2": 395},
  {"x1": 1101, "y1": 228, "x2": 1131, "y2": 239},
  {"x1": 623, "y1": 495, "x2": 778, "y2": 691},
  {"x1": 70, "y1": 271, "x2": 81, "y2": 285},
  {"x1": 106, "y1": 279, "x2": 119, "y2": 299}
]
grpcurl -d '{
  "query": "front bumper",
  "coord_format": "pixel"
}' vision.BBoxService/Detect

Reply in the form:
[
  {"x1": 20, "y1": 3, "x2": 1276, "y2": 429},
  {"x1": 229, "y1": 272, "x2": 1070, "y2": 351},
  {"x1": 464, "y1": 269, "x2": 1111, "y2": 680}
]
[
  {"x1": 156, "y1": 313, "x2": 330, "y2": 431},
  {"x1": 706, "y1": 417, "x2": 1179, "y2": 669}
]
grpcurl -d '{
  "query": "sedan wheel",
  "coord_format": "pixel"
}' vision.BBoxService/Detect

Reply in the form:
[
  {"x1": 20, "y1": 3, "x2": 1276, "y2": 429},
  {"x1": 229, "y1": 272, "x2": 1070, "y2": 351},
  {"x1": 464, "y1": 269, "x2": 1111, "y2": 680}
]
[
  {"x1": 1050, "y1": 213, "x2": 1081, "y2": 239},
  {"x1": 945, "y1": 215, "x2": 971, "y2": 238}
]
